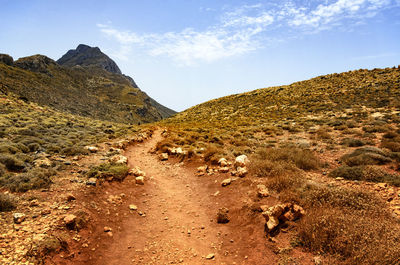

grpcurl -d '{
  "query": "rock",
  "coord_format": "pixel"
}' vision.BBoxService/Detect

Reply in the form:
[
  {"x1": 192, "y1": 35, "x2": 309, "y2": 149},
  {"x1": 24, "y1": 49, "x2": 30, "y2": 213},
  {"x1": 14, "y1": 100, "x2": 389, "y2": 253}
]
[
  {"x1": 234, "y1": 155, "x2": 249, "y2": 168},
  {"x1": 64, "y1": 214, "x2": 77, "y2": 229},
  {"x1": 129, "y1": 204, "x2": 138, "y2": 210},
  {"x1": 257, "y1": 184, "x2": 270, "y2": 198},
  {"x1": 0, "y1": 54, "x2": 13, "y2": 66},
  {"x1": 206, "y1": 253, "x2": 215, "y2": 260},
  {"x1": 159, "y1": 153, "x2": 169, "y2": 161},
  {"x1": 34, "y1": 157, "x2": 52, "y2": 168},
  {"x1": 86, "y1": 178, "x2": 97, "y2": 186},
  {"x1": 103, "y1": 226, "x2": 112, "y2": 232},
  {"x1": 217, "y1": 207, "x2": 229, "y2": 223},
  {"x1": 109, "y1": 155, "x2": 128, "y2": 165},
  {"x1": 377, "y1": 182, "x2": 387, "y2": 189},
  {"x1": 85, "y1": 146, "x2": 99, "y2": 153},
  {"x1": 237, "y1": 167, "x2": 248, "y2": 177},
  {"x1": 66, "y1": 193, "x2": 76, "y2": 201},
  {"x1": 130, "y1": 167, "x2": 146, "y2": 177},
  {"x1": 218, "y1": 158, "x2": 228, "y2": 167},
  {"x1": 29, "y1": 199, "x2": 40, "y2": 207},
  {"x1": 313, "y1": 256, "x2": 323, "y2": 265},
  {"x1": 262, "y1": 203, "x2": 305, "y2": 235},
  {"x1": 219, "y1": 167, "x2": 229, "y2": 173},
  {"x1": 13, "y1": 213, "x2": 26, "y2": 224},
  {"x1": 136, "y1": 176, "x2": 145, "y2": 185},
  {"x1": 197, "y1": 165, "x2": 208, "y2": 176},
  {"x1": 221, "y1": 178, "x2": 232, "y2": 187}
]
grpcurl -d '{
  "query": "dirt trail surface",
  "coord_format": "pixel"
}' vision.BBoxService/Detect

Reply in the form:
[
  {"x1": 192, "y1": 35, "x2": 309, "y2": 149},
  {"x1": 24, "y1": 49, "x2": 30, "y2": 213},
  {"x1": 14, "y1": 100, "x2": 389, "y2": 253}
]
[{"x1": 47, "y1": 130, "x2": 313, "y2": 265}]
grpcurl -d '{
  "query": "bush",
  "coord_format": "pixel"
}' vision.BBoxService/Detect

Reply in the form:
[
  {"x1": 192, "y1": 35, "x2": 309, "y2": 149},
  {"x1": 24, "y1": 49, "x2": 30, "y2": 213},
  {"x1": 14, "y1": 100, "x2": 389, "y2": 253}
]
[
  {"x1": 341, "y1": 138, "x2": 365, "y2": 147},
  {"x1": 341, "y1": 146, "x2": 391, "y2": 166},
  {"x1": 381, "y1": 140, "x2": 400, "y2": 152},
  {"x1": 0, "y1": 168, "x2": 55, "y2": 192},
  {"x1": 203, "y1": 145, "x2": 224, "y2": 165},
  {"x1": 298, "y1": 207, "x2": 400, "y2": 264},
  {"x1": 0, "y1": 154, "x2": 25, "y2": 171},
  {"x1": 61, "y1": 146, "x2": 89, "y2": 156},
  {"x1": 0, "y1": 193, "x2": 16, "y2": 211},
  {"x1": 329, "y1": 165, "x2": 400, "y2": 186},
  {"x1": 87, "y1": 163, "x2": 129, "y2": 181}
]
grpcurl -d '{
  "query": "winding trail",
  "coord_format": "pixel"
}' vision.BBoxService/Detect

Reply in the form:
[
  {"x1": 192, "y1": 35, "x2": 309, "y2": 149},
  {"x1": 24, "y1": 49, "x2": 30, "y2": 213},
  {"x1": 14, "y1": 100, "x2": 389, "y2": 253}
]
[{"x1": 49, "y1": 130, "x2": 313, "y2": 265}]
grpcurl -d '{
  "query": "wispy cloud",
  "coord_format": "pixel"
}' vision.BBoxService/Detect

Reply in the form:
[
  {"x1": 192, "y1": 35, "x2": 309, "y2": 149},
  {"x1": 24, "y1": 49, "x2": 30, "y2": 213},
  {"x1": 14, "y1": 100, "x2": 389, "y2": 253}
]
[{"x1": 98, "y1": 0, "x2": 398, "y2": 65}]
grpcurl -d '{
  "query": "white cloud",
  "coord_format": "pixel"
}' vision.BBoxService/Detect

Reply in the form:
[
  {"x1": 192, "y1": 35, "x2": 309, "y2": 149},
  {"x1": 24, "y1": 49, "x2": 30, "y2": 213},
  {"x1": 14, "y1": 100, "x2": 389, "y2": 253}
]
[{"x1": 98, "y1": 0, "x2": 397, "y2": 65}]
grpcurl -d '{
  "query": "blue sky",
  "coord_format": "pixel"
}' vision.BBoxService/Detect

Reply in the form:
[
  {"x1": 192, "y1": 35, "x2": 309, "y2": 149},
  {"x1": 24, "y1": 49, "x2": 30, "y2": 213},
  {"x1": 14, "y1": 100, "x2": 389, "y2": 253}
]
[{"x1": 1, "y1": 0, "x2": 400, "y2": 111}]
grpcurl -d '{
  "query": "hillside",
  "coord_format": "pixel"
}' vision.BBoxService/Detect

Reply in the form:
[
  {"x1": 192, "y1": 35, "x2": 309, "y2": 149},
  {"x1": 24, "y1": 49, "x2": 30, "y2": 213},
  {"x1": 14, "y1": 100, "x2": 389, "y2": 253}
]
[{"x1": 0, "y1": 45, "x2": 176, "y2": 124}]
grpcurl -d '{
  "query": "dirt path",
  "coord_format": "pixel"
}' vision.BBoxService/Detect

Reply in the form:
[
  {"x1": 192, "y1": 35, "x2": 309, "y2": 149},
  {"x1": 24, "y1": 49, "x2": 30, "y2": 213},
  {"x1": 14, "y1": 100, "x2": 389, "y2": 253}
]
[{"x1": 47, "y1": 130, "x2": 314, "y2": 265}]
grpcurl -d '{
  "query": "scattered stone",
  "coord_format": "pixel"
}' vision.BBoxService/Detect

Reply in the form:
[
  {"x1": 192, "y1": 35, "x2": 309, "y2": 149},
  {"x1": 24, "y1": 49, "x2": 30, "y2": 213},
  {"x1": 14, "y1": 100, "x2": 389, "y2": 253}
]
[
  {"x1": 237, "y1": 167, "x2": 248, "y2": 177},
  {"x1": 34, "y1": 157, "x2": 52, "y2": 168},
  {"x1": 197, "y1": 165, "x2": 208, "y2": 174},
  {"x1": 64, "y1": 214, "x2": 77, "y2": 229},
  {"x1": 66, "y1": 193, "x2": 76, "y2": 201},
  {"x1": 234, "y1": 155, "x2": 249, "y2": 168},
  {"x1": 206, "y1": 253, "x2": 215, "y2": 260},
  {"x1": 13, "y1": 213, "x2": 26, "y2": 224},
  {"x1": 130, "y1": 166, "x2": 146, "y2": 177},
  {"x1": 129, "y1": 204, "x2": 138, "y2": 210},
  {"x1": 217, "y1": 207, "x2": 230, "y2": 224},
  {"x1": 313, "y1": 256, "x2": 323, "y2": 265},
  {"x1": 136, "y1": 176, "x2": 145, "y2": 185},
  {"x1": 218, "y1": 158, "x2": 228, "y2": 167},
  {"x1": 221, "y1": 178, "x2": 232, "y2": 187},
  {"x1": 262, "y1": 203, "x2": 305, "y2": 235},
  {"x1": 86, "y1": 178, "x2": 97, "y2": 186},
  {"x1": 377, "y1": 182, "x2": 387, "y2": 189},
  {"x1": 85, "y1": 146, "x2": 99, "y2": 153},
  {"x1": 159, "y1": 153, "x2": 169, "y2": 161},
  {"x1": 29, "y1": 199, "x2": 40, "y2": 207},
  {"x1": 219, "y1": 167, "x2": 229, "y2": 173},
  {"x1": 109, "y1": 155, "x2": 128, "y2": 165},
  {"x1": 257, "y1": 184, "x2": 270, "y2": 198}
]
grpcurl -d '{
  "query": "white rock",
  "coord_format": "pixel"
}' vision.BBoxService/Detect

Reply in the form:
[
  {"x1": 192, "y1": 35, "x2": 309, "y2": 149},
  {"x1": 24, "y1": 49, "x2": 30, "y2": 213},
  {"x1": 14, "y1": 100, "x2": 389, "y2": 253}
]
[
  {"x1": 218, "y1": 158, "x2": 228, "y2": 167},
  {"x1": 109, "y1": 155, "x2": 128, "y2": 165},
  {"x1": 221, "y1": 178, "x2": 232, "y2": 187},
  {"x1": 237, "y1": 167, "x2": 248, "y2": 177},
  {"x1": 136, "y1": 176, "x2": 145, "y2": 185},
  {"x1": 234, "y1": 155, "x2": 249, "y2": 168},
  {"x1": 85, "y1": 146, "x2": 99, "y2": 153}
]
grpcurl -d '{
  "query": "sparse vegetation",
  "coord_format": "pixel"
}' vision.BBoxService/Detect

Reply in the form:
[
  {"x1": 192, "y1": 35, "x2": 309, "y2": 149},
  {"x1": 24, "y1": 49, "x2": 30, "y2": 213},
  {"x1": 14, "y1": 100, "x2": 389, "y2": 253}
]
[{"x1": 87, "y1": 162, "x2": 129, "y2": 181}]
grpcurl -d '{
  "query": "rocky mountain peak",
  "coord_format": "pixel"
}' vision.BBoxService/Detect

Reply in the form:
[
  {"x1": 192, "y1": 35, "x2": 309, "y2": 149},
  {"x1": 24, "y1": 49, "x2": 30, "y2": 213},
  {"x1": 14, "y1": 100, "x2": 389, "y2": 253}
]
[{"x1": 57, "y1": 44, "x2": 122, "y2": 74}]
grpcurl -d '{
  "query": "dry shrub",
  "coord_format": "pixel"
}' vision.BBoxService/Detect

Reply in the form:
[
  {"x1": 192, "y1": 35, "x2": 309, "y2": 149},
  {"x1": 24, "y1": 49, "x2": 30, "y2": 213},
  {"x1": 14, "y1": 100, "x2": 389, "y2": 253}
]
[
  {"x1": 87, "y1": 163, "x2": 129, "y2": 181},
  {"x1": 341, "y1": 146, "x2": 391, "y2": 166},
  {"x1": 298, "y1": 207, "x2": 400, "y2": 265},
  {"x1": 340, "y1": 138, "x2": 365, "y2": 147},
  {"x1": 155, "y1": 139, "x2": 174, "y2": 153},
  {"x1": 329, "y1": 165, "x2": 400, "y2": 186},
  {"x1": 203, "y1": 145, "x2": 224, "y2": 165},
  {"x1": 0, "y1": 192, "x2": 16, "y2": 211},
  {"x1": 0, "y1": 154, "x2": 25, "y2": 171},
  {"x1": 381, "y1": 140, "x2": 400, "y2": 152}
]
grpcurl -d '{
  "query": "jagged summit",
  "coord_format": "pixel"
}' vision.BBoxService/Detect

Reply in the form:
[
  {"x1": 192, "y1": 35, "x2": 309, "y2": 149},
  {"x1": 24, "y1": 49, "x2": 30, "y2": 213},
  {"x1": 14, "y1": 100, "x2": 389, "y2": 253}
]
[{"x1": 57, "y1": 44, "x2": 122, "y2": 74}]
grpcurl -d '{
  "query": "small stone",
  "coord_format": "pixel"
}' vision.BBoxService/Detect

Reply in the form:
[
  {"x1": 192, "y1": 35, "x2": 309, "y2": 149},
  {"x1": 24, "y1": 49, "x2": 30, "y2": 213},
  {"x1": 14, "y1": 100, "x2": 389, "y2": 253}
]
[
  {"x1": 217, "y1": 207, "x2": 229, "y2": 224},
  {"x1": 206, "y1": 253, "x2": 215, "y2": 259},
  {"x1": 377, "y1": 182, "x2": 387, "y2": 189},
  {"x1": 13, "y1": 213, "x2": 26, "y2": 224},
  {"x1": 85, "y1": 146, "x2": 99, "y2": 153},
  {"x1": 159, "y1": 153, "x2": 169, "y2": 161},
  {"x1": 103, "y1": 226, "x2": 112, "y2": 232},
  {"x1": 236, "y1": 167, "x2": 248, "y2": 177},
  {"x1": 218, "y1": 158, "x2": 228, "y2": 167},
  {"x1": 66, "y1": 193, "x2": 76, "y2": 201},
  {"x1": 29, "y1": 199, "x2": 40, "y2": 207},
  {"x1": 136, "y1": 176, "x2": 145, "y2": 185},
  {"x1": 64, "y1": 214, "x2": 77, "y2": 229},
  {"x1": 86, "y1": 178, "x2": 97, "y2": 186},
  {"x1": 221, "y1": 178, "x2": 232, "y2": 187},
  {"x1": 257, "y1": 184, "x2": 270, "y2": 197},
  {"x1": 313, "y1": 256, "x2": 323, "y2": 265},
  {"x1": 219, "y1": 167, "x2": 230, "y2": 173}
]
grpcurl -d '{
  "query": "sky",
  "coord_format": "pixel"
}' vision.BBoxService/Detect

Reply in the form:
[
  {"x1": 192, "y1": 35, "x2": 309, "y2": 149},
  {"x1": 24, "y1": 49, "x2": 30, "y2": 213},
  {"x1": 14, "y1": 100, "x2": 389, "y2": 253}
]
[{"x1": 1, "y1": 0, "x2": 400, "y2": 111}]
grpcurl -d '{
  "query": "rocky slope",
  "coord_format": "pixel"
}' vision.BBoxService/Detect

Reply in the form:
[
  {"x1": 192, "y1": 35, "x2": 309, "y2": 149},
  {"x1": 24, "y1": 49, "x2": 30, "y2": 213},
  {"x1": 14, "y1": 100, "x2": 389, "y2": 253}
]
[{"x1": 0, "y1": 45, "x2": 175, "y2": 124}]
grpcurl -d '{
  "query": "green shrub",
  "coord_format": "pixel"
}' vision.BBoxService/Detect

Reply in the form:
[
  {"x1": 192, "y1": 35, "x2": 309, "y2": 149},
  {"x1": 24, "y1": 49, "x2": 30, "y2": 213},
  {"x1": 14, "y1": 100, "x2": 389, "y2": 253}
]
[
  {"x1": 61, "y1": 146, "x2": 89, "y2": 156},
  {"x1": 0, "y1": 154, "x2": 25, "y2": 171},
  {"x1": 0, "y1": 168, "x2": 55, "y2": 192},
  {"x1": 87, "y1": 163, "x2": 129, "y2": 181}
]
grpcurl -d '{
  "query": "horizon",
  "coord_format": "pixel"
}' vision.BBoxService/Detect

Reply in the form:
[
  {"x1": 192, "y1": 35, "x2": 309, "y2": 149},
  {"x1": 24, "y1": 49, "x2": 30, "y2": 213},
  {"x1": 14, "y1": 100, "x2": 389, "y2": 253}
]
[{"x1": 1, "y1": 0, "x2": 400, "y2": 112}]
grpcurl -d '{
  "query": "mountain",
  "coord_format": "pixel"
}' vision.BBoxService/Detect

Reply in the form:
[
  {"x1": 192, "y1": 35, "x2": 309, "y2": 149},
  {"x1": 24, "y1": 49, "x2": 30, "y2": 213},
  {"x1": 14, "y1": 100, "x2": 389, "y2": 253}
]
[
  {"x1": 57, "y1": 44, "x2": 122, "y2": 75},
  {"x1": 0, "y1": 45, "x2": 175, "y2": 124}
]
